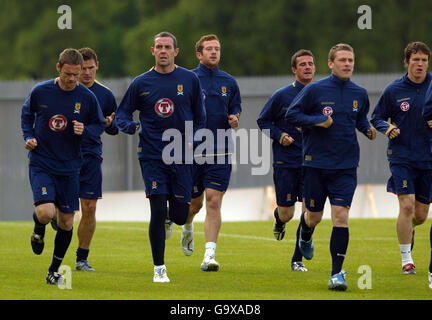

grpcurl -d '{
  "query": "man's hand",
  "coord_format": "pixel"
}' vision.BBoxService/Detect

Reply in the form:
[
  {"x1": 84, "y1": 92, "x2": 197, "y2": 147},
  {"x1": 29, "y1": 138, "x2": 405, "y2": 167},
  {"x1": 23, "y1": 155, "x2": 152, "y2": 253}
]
[
  {"x1": 280, "y1": 133, "x2": 294, "y2": 146},
  {"x1": 315, "y1": 116, "x2": 333, "y2": 128},
  {"x1": 366, "y1": 127, "x2": 377, "y2": 140},
  {"x1": 427, "y1": 120, "x2": 432, "y2": 128},
  {"x1": 388, "y1": 128, "x2": 400, "y2": 139},
  {"x1": 228, "y1": 114, "x2": 239, "y2": 129},
  {"x1": 105, "y1": 112, "x2": 115, "y2": 127},
  {"x1": 25, "y1": 138, "x2": 37, "y2": 150},
  {"x1": 72, "y1": 120, "x2": 84, "y2": 135}
]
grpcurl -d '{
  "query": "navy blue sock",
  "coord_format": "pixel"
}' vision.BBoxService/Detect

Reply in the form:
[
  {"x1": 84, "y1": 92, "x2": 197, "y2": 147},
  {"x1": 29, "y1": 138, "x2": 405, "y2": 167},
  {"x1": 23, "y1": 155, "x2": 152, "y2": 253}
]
[
  {"x1": 149, "y1": 195, "x2": 168, "y2": 266},
  {"x1": 274, "y1": 208, "x2": 284, "y2": 226},
  {"x1": 49, "y1": 227, "x2": 73, "y2": 273},
  {"x1": 299, "y1": 211, "x2": 314, "y2": 242},
  {"x1": 76, "y1": 248, "x2": 89, "y2": 262},
  {"x1": 292, "y1": 222, "x2": 303, "y2": 262},
  {"x1": 330, "y1": 227, "x2": 349, "y2": 275},
  {"x1": 33, "y1": 212, "x2": 46, "y2": 237}
]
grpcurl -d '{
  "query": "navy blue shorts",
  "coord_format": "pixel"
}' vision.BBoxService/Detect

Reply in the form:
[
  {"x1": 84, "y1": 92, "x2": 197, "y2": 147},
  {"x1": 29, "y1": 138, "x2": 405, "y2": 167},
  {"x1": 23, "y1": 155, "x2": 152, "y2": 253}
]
[
  {"x1": 192, "y1": 162, "x2": 231, "y2": 198},
  {"x1": 29, "y1": 165, "x2": 79, "y2": 213},
  {"x1": 79, "y1": 155, "x2": 102, "y2": 199},
  {"x1": 387, "y1": 163, "x2": 432, "y2": 204},
  {"x1": 303, "y1": 167, "x2": 357, "y2": 212},
  {"x1": 273, "y1": 166, "x2": 303, "y2": 207},
  {"x1": 140, "y1": 160, "x2": 193, "y2": 203}
]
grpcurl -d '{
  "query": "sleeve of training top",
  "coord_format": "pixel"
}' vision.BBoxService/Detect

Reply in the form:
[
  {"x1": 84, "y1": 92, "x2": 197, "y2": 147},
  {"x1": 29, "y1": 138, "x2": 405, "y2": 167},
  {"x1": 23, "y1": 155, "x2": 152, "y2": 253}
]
[
  {"x1": 82, "y1": 96, "x2": 106, "y2": 140},
  {"x1": 423, "y1": 82, "x2": 432, "y2": 121},
  {"x1": 370, "y1": 88, "x2": 394, "y2": 135},
  {"x1": 356, "y1": 92, "x2": 373, "y2": 136},
  {"x1": 21, "y1": 90, "x2": 37, "y2": 141},
  {"x1": 116, "y1": 80, "x2": 141, "y2": 135},
  {"x1": 257, "y1": 93, "x2": 286, "y2": 142},
  {"x1": 105, "y1": 93, "x2": 119, "y2": 136},
  {"x1": 228, "y1": 80, "x2": 242, "y2": 117},
  {"x1": 285, "y1": 85, "x2": 328, "y2": 127}
]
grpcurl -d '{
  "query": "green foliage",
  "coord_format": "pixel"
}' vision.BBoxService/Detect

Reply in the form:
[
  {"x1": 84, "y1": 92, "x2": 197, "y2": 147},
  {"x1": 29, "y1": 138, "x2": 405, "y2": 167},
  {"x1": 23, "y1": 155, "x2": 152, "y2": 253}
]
[{"x1": 2, "y1": 0, "x2": 432, "y2": 79}]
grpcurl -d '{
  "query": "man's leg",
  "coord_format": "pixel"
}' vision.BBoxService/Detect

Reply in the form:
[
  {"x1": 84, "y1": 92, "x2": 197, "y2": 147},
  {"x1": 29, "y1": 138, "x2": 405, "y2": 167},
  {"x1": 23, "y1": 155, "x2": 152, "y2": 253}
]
[
  {"x1": 291, "y1": 201, "x2": 307, "y2": 271},
  {"x1": 397, "y1": 194, "x2": 416, "y2": 273},
  {"x1": 149, "y1": 194, "x2": 170, "y2": 283},
  {"x1": 181, "y1": 193, "x2": 204, "y2": 256},
  {"x1": 76, "y1": 198, "x2": 97, "y2": 271},
  {"x1": 273, "y1": 205, "x2": 295, "y2": 240},
  {"x1": 201, "y1": 188, "x2": 224, "y2": 271},
  {"x1": 46, "y1": 210, "x2": 74, "y2": 285},
  {"x1": 31, "y1": 203, "x2": 57, "y2": 255},
  {"x1": 327, "y1": 205, "x2": 349, "y2": 291}
]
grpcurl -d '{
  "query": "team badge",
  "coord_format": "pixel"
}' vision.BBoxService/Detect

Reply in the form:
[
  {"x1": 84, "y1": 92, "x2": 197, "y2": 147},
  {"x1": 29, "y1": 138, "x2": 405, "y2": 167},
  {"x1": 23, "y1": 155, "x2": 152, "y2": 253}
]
[
  {"x1": 193, "y1": 186, "x2": 198, "y2": 193},
  {"x1": 49, "y1": 114, "x2": 67, "y2": 132},
  {"x1": 74, "y1": 103, "x2": 81, "y2": 114},
  {"x1": 154, "y1": 98, "x2": 174, "y2": 118},
  {"x1": 310, "y1": 199, "x2": 315, "y2": 208},
  {"x1": 353, "y1": 100, "x2": 358, "y2": 112},
  {"x1": 42, "y1": 187, "x2": 47, "y2": 195},
  {"x1": 152, "y1": 181, "x2": 157, "y2": 190},
  {"x1": 323, "y1": 106, "x2": 333, "y2": 116},
  {"x1": 177, "y1": 84, "x2": 184, "y2": 95},
  {"x1": 400, "y1": 101, "x2": 410, "y2": 112},
  {"x1": 221, "y1": 86, "x2": 227, "y2": 97},
  {"x1": 402, "y1": 180, "x2": 408, "y2": 188},
  {"x1": 286, "y1": 194, "x2": 292, "y2": 202}
]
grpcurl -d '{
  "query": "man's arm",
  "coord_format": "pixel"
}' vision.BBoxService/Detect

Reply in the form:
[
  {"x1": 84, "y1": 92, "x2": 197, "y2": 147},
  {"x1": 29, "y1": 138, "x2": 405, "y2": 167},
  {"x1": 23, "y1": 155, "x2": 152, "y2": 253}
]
[
  {"x1": 370, "y1": 89, "x2": 400, "y2": 139},
  {"x1": 116, "y1": 81, "x2": 140, "y2": 135}
]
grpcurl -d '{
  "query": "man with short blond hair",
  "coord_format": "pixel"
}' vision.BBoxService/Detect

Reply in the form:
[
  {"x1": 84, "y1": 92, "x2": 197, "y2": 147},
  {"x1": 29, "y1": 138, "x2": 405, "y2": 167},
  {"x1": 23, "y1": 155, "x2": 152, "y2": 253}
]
[
  {"x1": 286, "y1": 43, "x2": 376, "y2": 290},
  {"x1": 180, "y1": 34, "x2": 241, "y2": 272}
]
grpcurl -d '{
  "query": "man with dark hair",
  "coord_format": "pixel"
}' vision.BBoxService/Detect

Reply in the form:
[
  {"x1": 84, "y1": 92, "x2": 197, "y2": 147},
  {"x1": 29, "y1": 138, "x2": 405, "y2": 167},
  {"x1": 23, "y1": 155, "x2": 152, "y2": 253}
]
[
  {"x1": 286, "y1": 43, "x2": 376, "y2": 290},
  {"x1": 21, "y1": 48, "x2": 106, "y2": 285},
  {"x1": 72, "y1": 47, "x2": 119, "y2": 271},
  {"x1": 257, "y1": 49, "x2": 315, "y2": 272},
  {"x1": 116, "y1": 32, "x2": 206, "y2": 283},
  {"x1": 371, "y1": 41, "x2": 432, "y2": 276},
  {"x1": 180, "y1": 34, "x2": 241, "y2": 272}
]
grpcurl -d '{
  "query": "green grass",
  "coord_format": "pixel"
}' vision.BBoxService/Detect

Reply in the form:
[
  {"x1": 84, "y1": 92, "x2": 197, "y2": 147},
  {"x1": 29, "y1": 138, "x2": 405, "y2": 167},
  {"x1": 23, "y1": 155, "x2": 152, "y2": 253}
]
[{"x1": 0, "y1": 219, "x2": 431, "y2": 300}]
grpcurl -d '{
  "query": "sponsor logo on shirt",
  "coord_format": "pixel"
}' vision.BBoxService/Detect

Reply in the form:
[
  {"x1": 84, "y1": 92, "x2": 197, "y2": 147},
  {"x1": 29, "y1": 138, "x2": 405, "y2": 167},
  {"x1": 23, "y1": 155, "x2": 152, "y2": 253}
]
[
  {"x1": 154, "y1": 98, "x2": 174, "y2": 118},
  {"x1": 400, "y1": 101, "x2": 410, "y2": 112},
  {"x1": 323, "y1": 106, "x2": 333, "y2": 116},
  {"x1": 49, "y1": 114, "x2": 68, "y2": 132}
]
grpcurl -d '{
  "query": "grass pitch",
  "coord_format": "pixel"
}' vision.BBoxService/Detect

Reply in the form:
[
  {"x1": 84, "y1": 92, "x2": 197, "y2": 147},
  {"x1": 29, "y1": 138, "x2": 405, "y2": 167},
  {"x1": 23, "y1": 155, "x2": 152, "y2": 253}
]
[{"x1": 0, "y1": 218, "x2": 431, "y2": 300}]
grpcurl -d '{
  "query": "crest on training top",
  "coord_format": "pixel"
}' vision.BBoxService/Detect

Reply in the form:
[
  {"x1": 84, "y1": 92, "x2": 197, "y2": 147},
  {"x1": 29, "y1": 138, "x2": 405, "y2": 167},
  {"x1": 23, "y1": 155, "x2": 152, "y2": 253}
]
[
  {"x1": 353, "y1": 100, "x2": 358, "y2": 112},
  {"x1": 221, "y1": 86, "x2": 227, "y2": 97},
  {"x1": 74, "y1": 103, "x2": 81, "y2": 114},
  {"x1": 177, "y1": 84, "x2": 184, "y2": 95}
]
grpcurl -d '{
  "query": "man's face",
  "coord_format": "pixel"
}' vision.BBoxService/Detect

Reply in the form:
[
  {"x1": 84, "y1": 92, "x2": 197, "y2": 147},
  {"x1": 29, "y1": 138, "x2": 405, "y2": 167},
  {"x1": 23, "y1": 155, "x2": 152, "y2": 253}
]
[
  {"x1": 80, "y1": 59, "x2": 98, "y2": 87},
  {"x1": 292, "y1": 55, "x2": 316, "y2": 84},
  {"x1": 407, "y1": 51, "x2": 429, "y2": 83},
  {"x1": 57, "y1": 63, "x2": 82, "y2": 91},
  {"x1": 328, "y1": 50, "x2": 354, "y2": 80},
  {"x1": 197, "y1": 39, "x2": 221, "y2": 68},
  {"x1": 151, "y1": 36, "x2": 179, "y2": 69}
]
